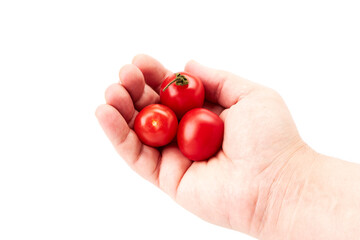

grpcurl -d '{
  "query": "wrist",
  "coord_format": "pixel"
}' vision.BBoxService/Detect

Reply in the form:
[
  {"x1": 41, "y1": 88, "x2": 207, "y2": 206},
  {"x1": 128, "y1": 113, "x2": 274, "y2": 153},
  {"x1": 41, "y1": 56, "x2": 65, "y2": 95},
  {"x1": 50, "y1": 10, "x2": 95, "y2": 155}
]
[
  {"x1": 253, "y1": 145, "x2": 360, "y2": 240},
  {"x1": 250, "y1": 142, "x2": 319, "y2": 239},
  {"x1": 286, "y1": 154, "x2": 360, "y2": 240}
]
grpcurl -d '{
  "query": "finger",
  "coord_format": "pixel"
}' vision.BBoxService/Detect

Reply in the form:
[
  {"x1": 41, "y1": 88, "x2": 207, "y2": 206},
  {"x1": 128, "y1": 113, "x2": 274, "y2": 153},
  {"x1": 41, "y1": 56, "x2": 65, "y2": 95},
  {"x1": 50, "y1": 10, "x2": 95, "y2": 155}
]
[
  {"x1": 95, "y1": 104, "x2": 161, "y2": 185},
  {"x1": 119, "y1": 64, "x2": 160, "y2": 111},
  {"x1": 133, "y1": 85, "x2": 160, "y2": 111},
  {"x1": 105, "y1": 83, "x2": 137, "y2": 127},
  {"x1": 96, "y1": 104, "x2": 193, "y2": 196},
  {"x1": 118, "y1": 64, "x2": 145, "y2": 101},
  {"x1": 132, "y1": 54, "x2": 172, "y2": 93},
  {"x1": 185, "y1": 60, "x2": 261, "y2": 108},
  {"x1": 158, "y1": 144, "x2": 193, "y2": 199}
]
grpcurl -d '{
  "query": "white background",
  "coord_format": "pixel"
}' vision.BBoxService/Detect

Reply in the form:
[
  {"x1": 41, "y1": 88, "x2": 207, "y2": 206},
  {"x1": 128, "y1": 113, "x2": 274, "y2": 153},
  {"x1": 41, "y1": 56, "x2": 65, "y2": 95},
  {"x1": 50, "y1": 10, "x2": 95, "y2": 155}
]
[{"x1": 1, "y1": 1, "x2": 359, "y2": 239}]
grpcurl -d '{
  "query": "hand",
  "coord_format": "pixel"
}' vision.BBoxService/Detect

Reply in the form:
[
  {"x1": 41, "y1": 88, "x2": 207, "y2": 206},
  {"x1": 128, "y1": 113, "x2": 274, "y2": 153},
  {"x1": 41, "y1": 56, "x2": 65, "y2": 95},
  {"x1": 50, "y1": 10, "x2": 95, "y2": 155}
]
[{"x1": 95, "y1": 54, "x2": 312, "y2": 238}]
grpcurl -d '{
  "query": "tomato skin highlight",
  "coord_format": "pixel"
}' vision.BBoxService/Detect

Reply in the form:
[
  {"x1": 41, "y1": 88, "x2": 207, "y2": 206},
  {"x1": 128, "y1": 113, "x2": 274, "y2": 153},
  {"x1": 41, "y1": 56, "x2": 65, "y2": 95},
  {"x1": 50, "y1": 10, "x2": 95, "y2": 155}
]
[
  {"x1": 177, "y1": 108, "x2": 224, "y2": 161},
  {"x1": 134, "y1": 104, "x2": 178, "y2": 147},
  {"x1": 160, "y1": 72, "x2": 205, "y2": 119}
]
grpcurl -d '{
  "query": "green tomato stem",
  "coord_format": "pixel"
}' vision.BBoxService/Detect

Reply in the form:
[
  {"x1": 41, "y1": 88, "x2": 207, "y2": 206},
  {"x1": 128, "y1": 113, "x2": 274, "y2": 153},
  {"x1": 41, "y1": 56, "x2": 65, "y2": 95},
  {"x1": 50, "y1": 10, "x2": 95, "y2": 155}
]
[{"x1": 162, "y1": 73, "x2": 189, "y2": 92}]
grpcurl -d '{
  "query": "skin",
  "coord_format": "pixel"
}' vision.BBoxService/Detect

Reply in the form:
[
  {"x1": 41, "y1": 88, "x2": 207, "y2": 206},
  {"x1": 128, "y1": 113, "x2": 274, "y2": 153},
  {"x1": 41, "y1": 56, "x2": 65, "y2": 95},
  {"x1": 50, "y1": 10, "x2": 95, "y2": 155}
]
[{"x1": 96, "y1": 54, "x2": 360, "y2": 240}]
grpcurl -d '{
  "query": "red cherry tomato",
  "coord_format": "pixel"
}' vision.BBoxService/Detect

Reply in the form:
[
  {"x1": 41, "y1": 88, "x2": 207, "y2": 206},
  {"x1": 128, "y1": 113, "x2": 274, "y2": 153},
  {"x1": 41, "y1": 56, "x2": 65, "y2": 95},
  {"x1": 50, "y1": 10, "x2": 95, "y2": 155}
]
[
  {"x1": 134, "y1": 104, "x2": 178, "y2": 147},
  {"x1": 160, "y1": 72, "x2": 205, "y2": 119},
  {"x1": 177, "y1": 108, "x2": 224, "y2": 161}
]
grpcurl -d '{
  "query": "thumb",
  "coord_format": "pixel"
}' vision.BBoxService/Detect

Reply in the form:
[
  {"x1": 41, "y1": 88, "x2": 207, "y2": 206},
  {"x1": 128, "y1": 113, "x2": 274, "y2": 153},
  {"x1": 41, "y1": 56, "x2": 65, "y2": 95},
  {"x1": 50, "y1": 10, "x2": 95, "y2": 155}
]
[{"x1": 184, "y1": 60, "x2": 259, "y2": 108}]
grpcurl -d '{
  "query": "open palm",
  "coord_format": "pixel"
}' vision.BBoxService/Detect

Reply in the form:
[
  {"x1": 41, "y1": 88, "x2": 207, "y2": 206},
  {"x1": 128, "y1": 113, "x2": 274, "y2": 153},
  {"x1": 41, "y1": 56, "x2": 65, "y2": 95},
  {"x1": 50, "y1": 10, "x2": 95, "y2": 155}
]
[{"x1": 96, "y1": 55, "x2": 305, "y2": 238}]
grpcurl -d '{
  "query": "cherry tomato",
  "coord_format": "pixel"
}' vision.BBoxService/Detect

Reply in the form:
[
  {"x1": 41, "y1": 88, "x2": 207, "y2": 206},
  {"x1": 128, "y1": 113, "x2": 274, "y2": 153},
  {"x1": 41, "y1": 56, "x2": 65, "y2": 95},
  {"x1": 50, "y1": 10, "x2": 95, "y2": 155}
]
[
  {"x1": 134, "y1": 104, "x2": 178, "y2": 147},
  {"x1": 177, "y1": 108, "x2": 224, "y2": 161},
  {"x1": 160, "y1": 72, "x2": 205, "y2": 119}
]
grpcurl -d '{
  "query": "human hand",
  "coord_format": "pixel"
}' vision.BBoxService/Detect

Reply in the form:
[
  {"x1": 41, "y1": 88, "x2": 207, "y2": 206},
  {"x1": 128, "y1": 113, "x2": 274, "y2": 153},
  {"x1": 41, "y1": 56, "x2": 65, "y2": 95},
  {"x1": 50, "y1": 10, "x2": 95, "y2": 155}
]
[{"x1": 95, "y1": 55, "x2": 317, "y2": 239}]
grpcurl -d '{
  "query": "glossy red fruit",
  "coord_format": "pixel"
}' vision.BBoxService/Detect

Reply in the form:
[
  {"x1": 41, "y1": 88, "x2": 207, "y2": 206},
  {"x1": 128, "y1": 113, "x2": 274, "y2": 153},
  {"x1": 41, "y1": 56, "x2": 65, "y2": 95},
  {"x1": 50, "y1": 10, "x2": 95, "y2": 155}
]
[
  {"x1": 177, "y1": 108, "x2": 224, "y2": 161},
  {"x1": 134, "y1": 104, "x2": 178, "y2": 147},
  {"x1": 160, "y1": 72, "x2": 205, "y2": 119}
]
